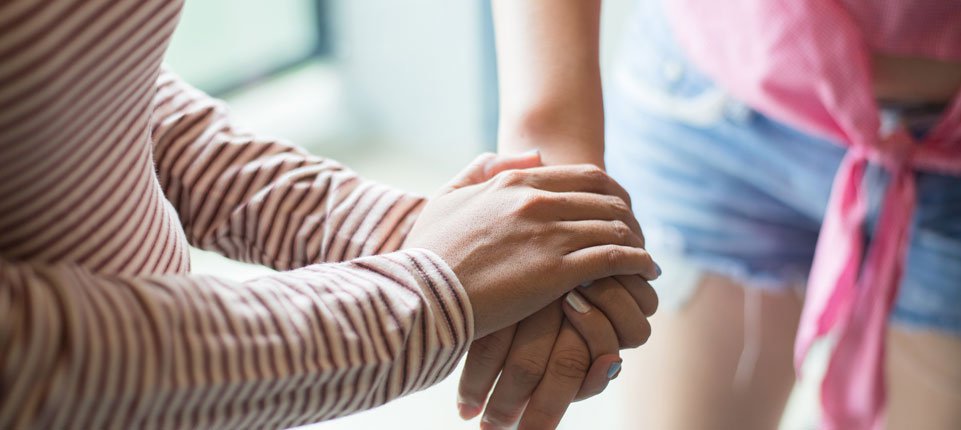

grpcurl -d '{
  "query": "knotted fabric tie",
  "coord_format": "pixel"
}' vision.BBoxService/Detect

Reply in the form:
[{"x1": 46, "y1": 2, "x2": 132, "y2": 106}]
[{"x1": 796, "y1": 126, "x2": 961, "y2": 429}]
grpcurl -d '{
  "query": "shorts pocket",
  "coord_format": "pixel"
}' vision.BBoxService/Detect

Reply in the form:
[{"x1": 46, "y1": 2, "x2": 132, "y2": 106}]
[{"x1": 607, "y1": 0, "x2": 751, "y2": 128}]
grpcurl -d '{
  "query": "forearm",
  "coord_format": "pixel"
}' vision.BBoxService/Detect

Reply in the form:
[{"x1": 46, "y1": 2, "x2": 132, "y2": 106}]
[
  {"x1": 150, "y1": 69, "x2": 425, "y2": 269},
  {"x1": 0, "y1": 250, "x2": 471, "y2": 428},
  {"x1": 493, "y1": 0, "x2": 605, "y2": 167}
]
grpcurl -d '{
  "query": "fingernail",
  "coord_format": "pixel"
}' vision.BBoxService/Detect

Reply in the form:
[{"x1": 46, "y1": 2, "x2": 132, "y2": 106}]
[
  {"x1": 607, "y1": 360, "x2": 622, "y2": 380},
  {"x1": 457, "y1": 401, "x2": 481, "y2": 420},
  {"x1": 579, "y1": 282, "x2": 592, "y2": 288},
  {"x1": 565, "y1": 290, "x2": 591, "y2": 313},
  {"x1": 521, "y1": 148, "x2": 540, "y2": 158},
  {"x1": 654, "y1": 262, "x2": 662, "y2": 278}
]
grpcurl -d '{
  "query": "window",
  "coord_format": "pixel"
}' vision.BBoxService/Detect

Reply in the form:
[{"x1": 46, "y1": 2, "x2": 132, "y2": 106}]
[{"x1": 165, "y1": 0, "x2": 331, "y2": 95}]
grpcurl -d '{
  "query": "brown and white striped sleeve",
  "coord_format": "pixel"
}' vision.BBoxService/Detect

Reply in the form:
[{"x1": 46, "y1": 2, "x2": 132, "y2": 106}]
[
  {"x1": 0, "y1": 247, "x2": 473, "y2": 429},
  {"x1": 149, "y1": 68, "x2": 425, "y2": 270},
  {"x1": 2, "y1": 2, "x2": 475, "y2": 427}
]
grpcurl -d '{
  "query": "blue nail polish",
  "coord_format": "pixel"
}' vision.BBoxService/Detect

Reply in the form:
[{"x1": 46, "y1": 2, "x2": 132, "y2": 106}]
[
  {"x1": 654, "y1": 262, "x2": 662, "y2": 278},
  {"x1": 607, "y1": 361, "x2": 622, "y2": 380}
]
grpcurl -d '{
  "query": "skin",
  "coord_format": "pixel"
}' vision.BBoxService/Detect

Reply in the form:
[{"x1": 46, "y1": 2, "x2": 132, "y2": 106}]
[
  {"x1": 404, "y1": 152, "x2": 659, "y2": 338},
  {"x1": 453, "y1": 155, "x2": 658, "y2": 430},
  {"x1": 425, "y1": 154, "x2": 655, "y2": 430},
  {"x1": 485, "y1": 0, "x2": 961, "y2": 428},
  {"x1": 873, "y1": 54, "x2": 961, "y2": 104},
  {"x1": 619, "y1": 275, "x2": 803, "y2": 430},
  {"x1": 455, "y1": 2, "x2": 643, "y2": 429}
]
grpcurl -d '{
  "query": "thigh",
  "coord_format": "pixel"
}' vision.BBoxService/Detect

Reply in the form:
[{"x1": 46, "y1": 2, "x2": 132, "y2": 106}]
[
  {"x1": 884, "y1": 170, "x2": 961, "y2": 429},
  {"x1": 621, "y1": 274, "x2": 803, "y2": 430},
  {"x1": 886, "y1": 327, "x2": 961, "y2": 430}
]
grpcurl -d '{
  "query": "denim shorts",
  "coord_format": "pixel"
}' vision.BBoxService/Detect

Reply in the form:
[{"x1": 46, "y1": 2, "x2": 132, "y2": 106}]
[{"x1": 604, "y1": 0, "x2": 961, "y2": 335}]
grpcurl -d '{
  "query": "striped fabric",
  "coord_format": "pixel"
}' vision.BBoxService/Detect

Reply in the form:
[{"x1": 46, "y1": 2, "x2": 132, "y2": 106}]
[{"x1": 0, "y1": 1, "x2": 473, "y2": 429}]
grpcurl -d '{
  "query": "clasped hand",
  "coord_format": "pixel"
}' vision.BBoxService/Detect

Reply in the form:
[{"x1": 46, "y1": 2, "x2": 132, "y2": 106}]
[{"x1": 404, "y1": 152, "x2": 660, "y2": 430}]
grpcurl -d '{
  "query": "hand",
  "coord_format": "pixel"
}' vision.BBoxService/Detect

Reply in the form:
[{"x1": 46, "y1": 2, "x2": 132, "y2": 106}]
[
  {"x1": 440, "y1": 152, "x2": 659, "y2": 428},
  {"x1": 456, "y1": 276, "x2": 658, "y2": 430},
  {"x1": 404, "y1": 153, "x2": 659, "y2": 338}
]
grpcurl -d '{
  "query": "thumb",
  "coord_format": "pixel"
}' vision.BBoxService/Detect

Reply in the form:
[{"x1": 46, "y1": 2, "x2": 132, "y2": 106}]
[{"x1": 443, "y1": 149, "x2": 542, "y2": 192}]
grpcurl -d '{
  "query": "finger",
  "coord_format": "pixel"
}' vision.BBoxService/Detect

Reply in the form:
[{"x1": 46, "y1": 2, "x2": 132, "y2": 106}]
[
  {"x1": 444, "y1": 150, "x2": 542, "y2": 191},
  {"x1": 574, "y1": 354, "x2": 622, "y2": 401},
  {"x1": 564, "y1": 244, "x2": 660, "y2": 282},
  {"x1": 443, "y1": 152, "x2": 497, "y2": 192},
  {"x1": 562, "y1": 290, "x2": 624, "y2": 401},
  {"x1": 480, "y1": 303, "x2": 563, "y2": 429},
  {"x1": 516, "y1": 320, "x2": 591, "y2": 430},
  {"x1": 542, "y1": 192, "x2": 642, "y2": 238},
  {"x1": 577, "y1": 278, "x2": 651, "y2": 348},
  {"x1": 482, "y1": 150, "x2": 542, "y2": 178},
  {"x1": 458, "y1": 325, "x2": 517, "y2": 420},
  {"x1": 616, "y1": 274, "x2": 659, "y2": 317},
  {"x1": 562, "y1": 290, "x2": 620, "y2": 358},
  {"x1": 556, "y1": 220, "x2": 644, "y2": 251},
  {"x1": 502, "y1": 164, "x2": 633, "y2": 208}
]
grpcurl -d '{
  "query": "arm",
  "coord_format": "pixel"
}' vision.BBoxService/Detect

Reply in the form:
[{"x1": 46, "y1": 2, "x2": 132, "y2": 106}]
[
  {"x1": 493, "y1": 0, "x2": 605, "y2": 167},
  {"x1": 149, "y1": 69, "x2": 422, "y2": 270},
  {"x1": 0, "y1": 155, "x2": 657, "y2": 429},
  {"x1": 0, "y1": 250, "x2": 469, "y2": 429},
  {"x1": 458, "y1": 3, "x2": 659, "y2": 429}
]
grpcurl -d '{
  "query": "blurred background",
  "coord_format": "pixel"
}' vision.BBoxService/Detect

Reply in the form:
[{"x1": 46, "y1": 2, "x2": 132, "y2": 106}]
[{"x1": 165, "y1": 0, "x2": 823, "y2": 428}]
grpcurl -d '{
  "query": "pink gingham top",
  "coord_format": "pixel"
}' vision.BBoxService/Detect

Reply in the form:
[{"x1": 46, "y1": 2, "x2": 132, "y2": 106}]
[{"x1": 666, "y1": 1, "x2": 961, "y2": 428}]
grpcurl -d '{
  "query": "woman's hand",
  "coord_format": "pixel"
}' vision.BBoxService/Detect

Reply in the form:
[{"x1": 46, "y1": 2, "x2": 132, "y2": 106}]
[
  {"x1": 418, "y1": 152, "x2": 658, "y2": 429},
  {"x1": 456, "y1": 274, "x2": 658, "y2": 430},
  {"x1": 404, "y1": 153, "x2": 658, "y2": 338}
]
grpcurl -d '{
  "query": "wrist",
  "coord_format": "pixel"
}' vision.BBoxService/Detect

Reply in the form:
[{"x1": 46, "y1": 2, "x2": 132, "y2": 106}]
[{"x1": 498, "y1": 107, "x2": 605, "y2": 168}]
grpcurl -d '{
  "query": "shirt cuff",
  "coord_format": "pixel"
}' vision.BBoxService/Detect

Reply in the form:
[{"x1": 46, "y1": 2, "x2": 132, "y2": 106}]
[
  {"x1": 382, "y1": 248, "x2": 474, "y2": 346},
  {"x1": 341, "y1": 247, "x2": 474, "y2": 390}
]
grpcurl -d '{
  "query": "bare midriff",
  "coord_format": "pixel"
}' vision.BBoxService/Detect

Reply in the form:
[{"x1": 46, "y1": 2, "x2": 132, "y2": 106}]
[{"x1": 873, "y1": 53, "x2": 961, "y2": 104}]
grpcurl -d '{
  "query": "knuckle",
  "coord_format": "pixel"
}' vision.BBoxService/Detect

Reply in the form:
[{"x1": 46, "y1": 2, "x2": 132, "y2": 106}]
[
  {"x1": 547, "y1": 349, "x2": 590, "y2": 380},
  {"x1": 578, "y1": 163, "x2": 605, "y2": 178},
  {"x1": 609, "y1": 195, "x2": 632, "y2": 215},
  {"x1": 610, "y1": 221, "x2": 632, "y2": 243},
  {"x1": 604, "y1": 246, "x2": 625, "y2": 272},
  {"x1": 469, "y1": 336, "x2": 508, "y2": 366},
  {"x1": 494, "y1": 169, "x2": 526, "y2": 187},
  {"x1": 516, "y1": 192, "x2": 549, "y2": 215},
  {"x1": 620, "y1": 320, "x2": 652, "y2": 348},
  {"x1": 505, "y1": 356, "x2": 548, "y2": 386}
]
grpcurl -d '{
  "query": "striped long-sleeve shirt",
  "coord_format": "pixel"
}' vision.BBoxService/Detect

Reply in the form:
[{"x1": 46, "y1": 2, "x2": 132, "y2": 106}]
[{"x1": 0, "y1": 1, "x2": 473, "y2": 429}]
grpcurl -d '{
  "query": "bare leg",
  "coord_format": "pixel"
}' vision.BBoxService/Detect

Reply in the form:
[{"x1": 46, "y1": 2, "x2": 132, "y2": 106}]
[
  {"x1": 886, "y1": 326, "x2": 961, "y2": 430},
  {"x1": 620, "y1": 273, "x2": 803, "y2": 430}
]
